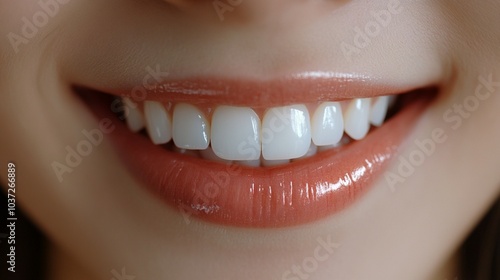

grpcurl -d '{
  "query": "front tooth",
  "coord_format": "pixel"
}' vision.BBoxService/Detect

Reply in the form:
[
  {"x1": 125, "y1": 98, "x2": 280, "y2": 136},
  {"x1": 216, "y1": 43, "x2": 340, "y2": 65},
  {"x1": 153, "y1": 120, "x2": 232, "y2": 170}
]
[
  {"x1": 344, "y1": 98, "x2": 371, "y2": 140},
  {"x1": 370, "y1": 96, "x2": 390, "y2": 127},
  {"x1": 173, "y1": 103, "x2": 210, "y2": 150},
  {"x1": 211, "y1": 106, "x2": 261, "y2": 161},
  {"x1": 311, "y1": 102, "x2": 344, "y2": 146},
  {"x1": 262, "y1": 104, "x2": 311, "y2": 160},
  {"x1": 123, "y1": 98, "x2": 145, "y2": 133},
  {"x1": 144, "y1": 101, "x2": 172, "y2": 144}
]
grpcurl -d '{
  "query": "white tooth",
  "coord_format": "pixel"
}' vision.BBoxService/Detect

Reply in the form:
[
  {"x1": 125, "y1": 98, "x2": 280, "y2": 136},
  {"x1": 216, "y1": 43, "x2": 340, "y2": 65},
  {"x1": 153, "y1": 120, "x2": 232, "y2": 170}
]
[
  {"x1": 144, "y1": 101, "x2": 172, "y2": 144},
  {"x1": 262, "y1": 105, "x2": 311, "y2": 160},
  {"x1": 261, "y1": 158, "x2": 290, "y2": 167},
  {"x1": 173, "y1": 103, "x2": 210, "y2": 150},
  {"x1": 199, "y1": 148, "x2": 232, "y2": 164},
  {"x1": 211, "y1": 106, "x2": 261, "y2": 161},
  {"x1": 123, "y1": 98, "x2": 145, "y2": 133},
  {"x1": 236, "y1": 159, "x2": 260, "y2": 167},
  {"x1": 344, "y1": 98, "x2": 371, "y2": 140},
  {"x1": 370, "y1": 96, "x2": 390, "y2": 127},
  {"x1": 311, "y1": 102, "x2": 344, "y2": 146}
]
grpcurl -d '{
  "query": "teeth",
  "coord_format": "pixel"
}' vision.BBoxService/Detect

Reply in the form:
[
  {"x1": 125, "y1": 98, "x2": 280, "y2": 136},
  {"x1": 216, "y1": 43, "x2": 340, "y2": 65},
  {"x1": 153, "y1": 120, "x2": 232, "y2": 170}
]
[
  {"x1": 311, "y1": 102, "x2": 344, "y2": 146},
  {"x1": 144, "y1": 101, "x2": 172, "y2": 145},
  {"x1": 370, "y1": 96, "x2": 390, "y2": 127},
  {"x1": 262, "y1": 105, "x2": 311, "y2": 160},
  {"x1": 125, "y1": 94, "x2": 399, "y2": 163},
  {"x1": 211, "y1": 106, "x2": 261, "y2": 161},
  {"x1": 173, "y1": 103, "x2": 210, "y2": 150},
  {"x1": 123, "y1": 98, "x2": 145, "y2": 133},
  {"x1": 343, "y1": 98, "x2": 371, "y2": 140}
]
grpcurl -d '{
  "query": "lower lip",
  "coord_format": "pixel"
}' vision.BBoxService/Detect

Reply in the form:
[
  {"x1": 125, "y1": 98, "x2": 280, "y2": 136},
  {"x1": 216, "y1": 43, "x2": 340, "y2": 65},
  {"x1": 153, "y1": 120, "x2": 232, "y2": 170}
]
[{"x1": 84, "y1": 90, "x2": 431, "y2": 228}]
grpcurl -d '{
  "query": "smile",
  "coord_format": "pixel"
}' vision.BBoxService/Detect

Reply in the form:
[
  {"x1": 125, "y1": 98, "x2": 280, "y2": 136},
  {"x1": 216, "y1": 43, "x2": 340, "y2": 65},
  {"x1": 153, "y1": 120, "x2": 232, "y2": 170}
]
[{"x1": 79, "y1": 74, "x2": 437, "y2": 228}]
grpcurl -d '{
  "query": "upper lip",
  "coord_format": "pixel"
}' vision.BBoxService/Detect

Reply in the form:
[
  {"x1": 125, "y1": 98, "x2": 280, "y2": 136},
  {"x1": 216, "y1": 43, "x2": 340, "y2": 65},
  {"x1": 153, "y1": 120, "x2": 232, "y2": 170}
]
[{"x1": 100, "y1": 72, "x2": 423, "y2": 107}]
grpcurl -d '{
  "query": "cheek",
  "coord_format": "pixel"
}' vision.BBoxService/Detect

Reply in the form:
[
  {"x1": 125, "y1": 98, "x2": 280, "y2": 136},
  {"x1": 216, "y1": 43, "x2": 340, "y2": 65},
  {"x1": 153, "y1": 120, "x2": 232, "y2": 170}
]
[
  {"x1": 0, "y1": 0, "x2": 73, "y2": 53},
  {"x1": 0, "y1": 1, "x2": 41, "y2": 30}
]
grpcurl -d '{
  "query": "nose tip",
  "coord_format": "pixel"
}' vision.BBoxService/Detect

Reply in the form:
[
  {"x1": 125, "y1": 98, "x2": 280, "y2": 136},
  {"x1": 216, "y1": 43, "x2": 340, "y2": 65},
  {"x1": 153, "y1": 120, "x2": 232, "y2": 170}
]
[{"x1": 163, "y1": 0, "x2": 351, "y2": 24}]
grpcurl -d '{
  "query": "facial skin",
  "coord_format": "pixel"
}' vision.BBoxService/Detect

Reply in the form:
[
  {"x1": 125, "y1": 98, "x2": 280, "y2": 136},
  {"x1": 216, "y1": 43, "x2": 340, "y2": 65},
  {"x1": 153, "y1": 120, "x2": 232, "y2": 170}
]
[{"x1": 1, "y1": 0, "x2": 500, "y2": 279}]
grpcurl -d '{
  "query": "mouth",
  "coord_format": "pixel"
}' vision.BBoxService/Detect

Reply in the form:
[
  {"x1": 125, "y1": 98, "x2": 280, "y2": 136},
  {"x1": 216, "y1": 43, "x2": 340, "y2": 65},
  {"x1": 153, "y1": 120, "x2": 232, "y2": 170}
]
[{"x1": 78, "y1": 74, "x2": 438, "y2": 228}]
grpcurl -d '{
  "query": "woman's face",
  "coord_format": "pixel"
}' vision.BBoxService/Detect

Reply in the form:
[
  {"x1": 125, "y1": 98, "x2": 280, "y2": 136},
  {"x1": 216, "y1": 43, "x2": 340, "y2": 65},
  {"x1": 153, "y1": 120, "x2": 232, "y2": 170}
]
[{"x1": 1, "y1": 0, "x2": 499, "y2": 279}]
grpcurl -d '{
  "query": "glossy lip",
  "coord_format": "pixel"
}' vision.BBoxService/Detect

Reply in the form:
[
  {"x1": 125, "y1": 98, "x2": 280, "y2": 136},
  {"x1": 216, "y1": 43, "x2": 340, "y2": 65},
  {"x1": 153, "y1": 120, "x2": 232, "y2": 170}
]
[
  {"x1": 81, "y1": 77, "x2": 434, "y2": 228},
  {"x1": 99, "y1": 73, "x2": 422, "y2": 108}
]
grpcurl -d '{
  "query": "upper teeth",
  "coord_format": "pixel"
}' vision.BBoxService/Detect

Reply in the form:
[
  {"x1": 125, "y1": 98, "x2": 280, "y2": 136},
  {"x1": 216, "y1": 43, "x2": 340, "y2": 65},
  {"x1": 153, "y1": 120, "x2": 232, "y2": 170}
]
[
  {"x1": 344, "y1": 98, "x2": 371, "y2": 141},
  {"x1": 172, "y1": 103, "x2": 211, "y2": 150},
  {"x1": 144, "y1": 100, "x2": 172, "y2": 145},
  {"x1": 211, "y1": 106, "x2": 262, "y2": 161},
  {"x1": 311, "y1": 102, "x2": 344, "y2": 146},
  {"x1": 262, "y1": 104, "x2": 311, "y2": 161},
  {"x1": 122, "y1": 96, "x2": 393, "y2": 164}
]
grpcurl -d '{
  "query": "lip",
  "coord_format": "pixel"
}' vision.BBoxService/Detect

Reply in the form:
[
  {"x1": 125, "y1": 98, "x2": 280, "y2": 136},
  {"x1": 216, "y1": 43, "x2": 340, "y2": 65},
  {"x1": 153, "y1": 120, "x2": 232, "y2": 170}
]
[
  {"x1": 98, "y1": 73, "x2": 421, "y2": 108},
  {"x1": 80, "y1": 76, "x2": 435, "y2": 228}
]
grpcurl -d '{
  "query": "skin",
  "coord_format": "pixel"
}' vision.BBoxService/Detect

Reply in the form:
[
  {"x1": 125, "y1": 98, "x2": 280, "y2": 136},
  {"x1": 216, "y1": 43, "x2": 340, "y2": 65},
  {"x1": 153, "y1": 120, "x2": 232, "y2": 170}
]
[{"x1": 1, "y1": 0, "x2": 500, "y2": 279}]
